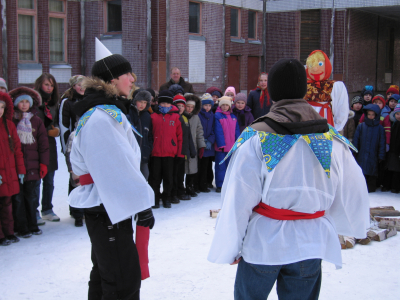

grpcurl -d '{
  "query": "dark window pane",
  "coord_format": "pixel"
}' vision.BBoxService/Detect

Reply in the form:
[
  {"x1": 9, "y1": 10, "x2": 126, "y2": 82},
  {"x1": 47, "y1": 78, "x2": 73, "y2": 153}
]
[
  {"x1": 248, "y1": 11, "x2": 256, "y2": 39},
  {"x1": 50, "y1": 17, "x2": 64, "y2": 62},
  {"x1": 231, "y1": 8, "x2": 238, "y2": 37},
  {"x1": 18, "y1": 14, "x2": 35, "y2": 61},
  {"x1": 300, "y1": 10, "x2": 320, "y2": 63},
  {"x1": 49, "y1": 0, "x2": 64, "y2": 12},
  {"x1": 189, "y1": 2, "x2": 200, "y2": 33},
  {"x1": 108, "y1": 0, "x2": 122, "y2": 32},
  {"x1": 18, "y1": 0, "x2": 34, "y2": 9}
]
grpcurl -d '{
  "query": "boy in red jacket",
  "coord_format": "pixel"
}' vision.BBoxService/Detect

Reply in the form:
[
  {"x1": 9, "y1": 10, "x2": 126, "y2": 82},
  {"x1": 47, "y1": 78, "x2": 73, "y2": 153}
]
[{"x1": 150, "y1": 91, "x2": 183, "y2": 208}]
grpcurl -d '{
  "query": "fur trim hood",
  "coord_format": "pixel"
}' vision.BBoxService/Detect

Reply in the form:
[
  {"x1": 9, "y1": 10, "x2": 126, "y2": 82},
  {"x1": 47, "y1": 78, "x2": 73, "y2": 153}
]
[
  {"x1": 348, "y1": 110, "x2": 355, "y2": 119},
  {"x1": 185, "y1": 94, "x2": 201, "y2": 115},
  {"x1": 9, "y1": 86, "x2": 42, "y2": 108},
  {"x1": 0, "y1": 92, "x2": 14, "y2": 120},
  {"x1": 81, "y1": 77, "x2": 119, "y2": 99}
]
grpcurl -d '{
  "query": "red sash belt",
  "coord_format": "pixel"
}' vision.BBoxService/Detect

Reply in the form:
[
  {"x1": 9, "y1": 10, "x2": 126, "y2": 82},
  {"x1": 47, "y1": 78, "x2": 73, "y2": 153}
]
[
  {"x1": 253, "y1": 202, "x2": 325, "y2": 220},
  {"x1": 307, "y1": 101, "x2": 334, "y2": 127},
  {"x1": 79, "y1": 173, "x2": 94, "y2": 186}
]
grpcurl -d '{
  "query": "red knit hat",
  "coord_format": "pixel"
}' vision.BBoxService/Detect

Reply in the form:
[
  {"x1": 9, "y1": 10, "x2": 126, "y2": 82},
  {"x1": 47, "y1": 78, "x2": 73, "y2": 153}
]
[
  {"x1": 372, "y1": 94, "x2": 385, "y2": 105},
  {"x1": 173, "y1": 94, "x2": 186, "y2": 106},
  {"x1": 386, "y1": 85, "x2": 399, "y2": 96}
]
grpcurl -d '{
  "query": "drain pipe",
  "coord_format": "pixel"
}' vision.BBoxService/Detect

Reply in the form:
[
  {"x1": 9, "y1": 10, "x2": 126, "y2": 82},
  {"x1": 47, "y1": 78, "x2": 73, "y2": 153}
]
[
  {"x1": 261, "y1": 0, "x2": 266, "y2": 72},
  {"x1": 166, "y1": 0, "x2": 170, "y2": 81},
  {"x1": 1, "y1": 0, "x2": 7, "y2": 82},
  {"x1": 80, "y1": 1, "x2": 86, "y2": 75},
  {"x1": 147, "y1": 0, "x2": 152, "y2": 88},
  {"x1": 329, "y1": 0, "x2": 335, "y2": 79},
  {"x1": 221, "y1": 0, "x2": 226, "y2": 90}
]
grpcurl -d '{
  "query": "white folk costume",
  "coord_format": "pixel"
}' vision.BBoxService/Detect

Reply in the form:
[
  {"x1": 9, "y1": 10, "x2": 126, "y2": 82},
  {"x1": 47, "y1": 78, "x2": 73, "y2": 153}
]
[{"x1": 304, "y1": 50, "x2": 349, "y2": 131}]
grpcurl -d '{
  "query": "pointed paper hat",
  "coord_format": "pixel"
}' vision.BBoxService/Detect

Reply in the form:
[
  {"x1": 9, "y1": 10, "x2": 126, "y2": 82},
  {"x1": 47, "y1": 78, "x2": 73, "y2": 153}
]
[{"x1": 95, "y1": 37, "x2": 113, "y2": 61}]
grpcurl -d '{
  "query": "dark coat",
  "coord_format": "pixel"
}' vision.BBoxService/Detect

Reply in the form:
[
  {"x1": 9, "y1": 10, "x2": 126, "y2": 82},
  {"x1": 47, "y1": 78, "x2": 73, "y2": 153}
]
[
  {"x1": 0, "y1": 92, "x2": 26, "y2": 197},
  {"x1": 128, "y1": 105, "x2": 153, "y2": 163},
  {"x1": 159, "y1": 77, "x2": 195, "y2": 94},
  {"x1": 177, "y1": 112, "x2": 196, "y2": 159},
  {"x1": 387, "y1": 119, "x2": 400, "y2": 172},
  {"x1": 198, "y1": 108, "x2": 215, "y2": 157},
  {"x1": 247, "y1": 88, "x2": 272, "y2": 120},
  {"x1": 353, "y1": 104, "x2": 385, "y2": 176},
  {"x1": 232, "y1": 106, "x2": 255, "y2": 133}
]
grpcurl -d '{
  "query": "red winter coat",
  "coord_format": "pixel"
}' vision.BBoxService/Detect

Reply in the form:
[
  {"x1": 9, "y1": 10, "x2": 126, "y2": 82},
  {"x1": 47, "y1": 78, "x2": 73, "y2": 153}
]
[
  {"x1": 151, "y1": 105, "x2": 183, "y2": 157},
  {"x1": 0, "y1": 92, "x2": 26, "y2": 197}
]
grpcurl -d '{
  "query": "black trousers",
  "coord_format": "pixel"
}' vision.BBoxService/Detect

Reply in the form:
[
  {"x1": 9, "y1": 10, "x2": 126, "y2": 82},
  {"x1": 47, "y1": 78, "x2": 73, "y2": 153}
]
[
  {"x1": 172, "y1": 157, "x2": 186, "y2": 196},
  {"x1": 365, "y1": 175, "x2": 377, "y2": 193},
  {"x1": 185, "y1": 173, "x2": 197, "y2": 189},
  {"x1": 198, "y1": 156, "x2": 211, "y2": 189},
  {"x1": 12, "y1": 180, "x2": 39, "y2": 233},
  {"x1": 85, "y1": 208, "x2": 141, "y2": 300},
  {"x1": 149, "y1": 156, "x2": 174, "y2": 199},
  {"x1": 207, "y1": 156, "x2": 214, "y2": 185}
]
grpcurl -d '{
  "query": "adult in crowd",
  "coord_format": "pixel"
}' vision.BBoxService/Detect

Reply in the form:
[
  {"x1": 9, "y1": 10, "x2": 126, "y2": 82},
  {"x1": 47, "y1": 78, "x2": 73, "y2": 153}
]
[
  {"x1": 247, "y1": 72, "x2": 272, "y2": 120},
  {"x1": 159, "y1": 67, "x2": 195, "y2": 94},
  {"x1": 33, "y1": 73, "x2": 61, "y2": 224},
  {"x1": 0, "y1": 77, "x2": 8, "y2": 93}
]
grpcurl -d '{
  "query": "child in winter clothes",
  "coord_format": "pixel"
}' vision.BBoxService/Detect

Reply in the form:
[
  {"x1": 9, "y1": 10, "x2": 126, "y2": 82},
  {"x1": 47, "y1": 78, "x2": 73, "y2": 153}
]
[
  {"x1": 382, "y1": 94, "x2": 400, "y2": 118},
  {"x1": 198, "y1": 93, "x2": 216, "y2": 192},
  {"x1": 214, "y1": 96, "x2": 240, "y2": 192},
  {"x1": 150, "y1": 90, "x2": 183, "y2": 208},
  {"x1": 385, "y1": 85, "x2": 399, "y2": 102},
  {"x1": 361, "y1": 85, "x2": 374, "y2": 106},
  {"x1": 171, "y1": 95, "x2": 195, "y2": 202},
  {"x1": 128, "y1": 89, "x2": 153, "y2": 181},
  {"x1": 206, "y1": 87, "x2": 223, "y2": 114},
  {"x1": 224, "y1": 86, "x2": 236, "y2": 101},
  {"x1": 232, "y1": 93, "x2": 254, "y2": 133},
  {"x1": 0, "y1": 92, "x2": 26, "y2": 246},
  {"x1": 351, "y1": 96, "x2": 364, "y2": 128},
  {"x1": 9, "y1": 87, "x2": 49, "y2": 237},
  {"x1": 184, "y1": 95, "x2": 206, "y2": 196},
  {"x1": 353, "y1": 104, "x2": 385, "y2": 192},
  {"x1": 385, "y1": 104, "x2": 400, "y2": 193}
]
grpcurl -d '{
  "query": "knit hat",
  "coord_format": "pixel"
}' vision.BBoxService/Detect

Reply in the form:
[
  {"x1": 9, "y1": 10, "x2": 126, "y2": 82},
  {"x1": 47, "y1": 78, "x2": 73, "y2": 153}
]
[
  {"x1": 158, "y1": 90, "x2": 174, "y2": 104},
  {"x1": 362, "y1": 85, "x2": 374, "y2": 97},
  {"x1": 224, "y1": 86, "x2": 236, "y2": 97},
  {"x1": 389, "y1": 104, "x2": 400, "y2": 122},
  {"x1": 14, "y1": 94, "x2": 33, "y2": 108},
  {"x1": 206, "y1": 86, "x2": 223, "y2": 98},
  {"x1": 169, "y1": 84, "x2": 184, "y2": 96},
  {"x1": 351, "y1": 95, "x2": 363, "y2": 106},
  {"x1": 388, "y1": 94, "x2": 400, "y2": 103},
  {"x1": 268, "y1": 58, "x2": 307, "y2": 101},
  {"x1": 393, "y1": 104, "x2": 400, "y2": 114},
  {"x1": 69, "y1": 75, "x2": 85, "y2": 87},
  {"x1": 218, "y1": 96, "x2": 232, "y2": 107},
  {"x1": 0, "y1": 77, "x2": 7, "y2": 92},
  {"x1": 234, "y1": 93, "x2": 247, "y2": 104},
  {"x1": 372, "y1": 94, "x2": 385, "y2": 105},
  {"x1": 386, "y1": 85, "x2": 399, "y2": 96},
  {"x1": 133, "y1": 90, "x2": 152, "y2": 104},
  {"x1": 91, "y1": 54, "x2": 132, "y2": 83},
  {"x1": 173, "y1": 94, "x2": 186, "y2": 106},
  {"x1": 200, "y1": 93, "x2": 213, "y2": 106}
]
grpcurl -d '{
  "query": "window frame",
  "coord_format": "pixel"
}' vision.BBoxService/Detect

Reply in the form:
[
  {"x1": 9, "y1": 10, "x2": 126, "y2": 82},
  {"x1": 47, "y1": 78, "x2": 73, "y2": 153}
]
[
  {"x1": 103, "y1": 0, "x2": 123, "y2": 34},
  {"x1": 230, "y1": 7, "x2": 241, "y2": 38},
  {"x1": 189, "y1": 1, "x2": 202, "y2": 36},
  {"x1": 247, "y1": 10, "x2": 257, "y2": 40},
  {"x1": 49, "y1": 0, "x2": 68, "y2": 63},
  {"x1": 17, "y1": 0, "x2": 38, "y2": 63}
]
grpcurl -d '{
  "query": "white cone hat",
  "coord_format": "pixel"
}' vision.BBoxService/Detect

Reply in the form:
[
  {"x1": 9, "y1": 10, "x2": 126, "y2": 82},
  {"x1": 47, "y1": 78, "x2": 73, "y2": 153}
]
[{"x1": 95, "y1": 37, "x2": 112, "y2": 62}]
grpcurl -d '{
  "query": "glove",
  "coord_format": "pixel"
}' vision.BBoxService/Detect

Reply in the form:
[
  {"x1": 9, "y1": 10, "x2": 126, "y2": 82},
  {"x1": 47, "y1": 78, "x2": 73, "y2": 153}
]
[
  {"x1": 48, "y1": 125, "x2": 60, "y2": 137},
  {"x1": 0, "y1": 175, "x2": 2, "y2": 185},
  {"x1": 386, "y1": 144, "x2": 390, "y2": 152},
  {"x1": 18, "y1": 174, "x2": 24, "y2": 184},
  {"x1": 206, "y1": 140, "x2": 212, "y2": 150},
  {"x1": 136, "y1": 208, "x2": 155, "y2": 229},
  {"x1": 40, "y1": 163, "x2": 48, "y2": 179},
  {"x1": 198, "y1": 147, "x2": 205, "y2": 159}
]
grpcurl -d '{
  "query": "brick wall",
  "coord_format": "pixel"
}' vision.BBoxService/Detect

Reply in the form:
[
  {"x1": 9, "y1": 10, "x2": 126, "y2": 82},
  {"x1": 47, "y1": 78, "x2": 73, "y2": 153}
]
[
  {"x1": 38, "y1": 0, "x2": 49, "y2": 73},
  {"x1": 151, "y1": 0, "x2": 167, "y2": 91},
  {"x1": 6, "y1": 0, "x2": 18, "y2": 90},
  {"x1": 67, "y1": 2, "x2": 82, "y2": 77},
  {"x1": 84, "y1": 1, "x2": 103, "y2": 77}
]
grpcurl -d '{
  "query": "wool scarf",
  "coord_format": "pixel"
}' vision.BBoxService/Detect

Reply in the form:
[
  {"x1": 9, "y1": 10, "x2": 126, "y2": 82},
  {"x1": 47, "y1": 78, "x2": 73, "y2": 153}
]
[
  {"x1": 40, "y1": 89, "x2": 53, "y2": 121},
  {"x1": 256, "y1": 85, "x2": 270, "y2": 108},
  {"x1": 16, "y1": 112, "x2": 35, "y2": 144}
]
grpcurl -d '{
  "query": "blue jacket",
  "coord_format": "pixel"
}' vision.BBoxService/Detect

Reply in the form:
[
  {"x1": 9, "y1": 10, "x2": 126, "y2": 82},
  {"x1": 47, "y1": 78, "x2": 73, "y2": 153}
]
[
  {"x1": 353, "y1": 104, "x2": 385, "y2": 176},
  {"x1": 198, "y1": 108, "x2": 215, "y2": 157},
  {"x1": 214, "y1": 107, "x2": 240, "y2": 153},
  {"x1": 128, "y1": 105, "x2": 153, "y2": 163},
  {"x1": 381, "y1": 105, "x2": 391, "y2": 118}
]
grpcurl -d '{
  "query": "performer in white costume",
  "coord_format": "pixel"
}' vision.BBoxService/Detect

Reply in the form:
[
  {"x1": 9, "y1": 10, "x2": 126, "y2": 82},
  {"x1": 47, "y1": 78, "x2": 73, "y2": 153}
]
[
  {"x1": 208, "y1": 58, "x2": 369, "y2": 300},
  {"x1": 68, "y1": 39, "x2": 154, "y2": 300}
]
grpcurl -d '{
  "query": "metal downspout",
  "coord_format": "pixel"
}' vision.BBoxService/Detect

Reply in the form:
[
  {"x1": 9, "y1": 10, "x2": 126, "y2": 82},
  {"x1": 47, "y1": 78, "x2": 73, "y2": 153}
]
[
  {"x1": 147, "y1": 0, "x2": 152, "y2": 88},
  {"x1": 221, "y1": 0, "x2": 226, "y2": 89},
  {"x1": 80, "y1": 1, "x2": 86, "y2": 75},
  {"x1": 166, "y1": 0, "x2": 170, "y2": 81},
  {"x1": 261, "y1": 0, "x2": 266, "y2": 72}
]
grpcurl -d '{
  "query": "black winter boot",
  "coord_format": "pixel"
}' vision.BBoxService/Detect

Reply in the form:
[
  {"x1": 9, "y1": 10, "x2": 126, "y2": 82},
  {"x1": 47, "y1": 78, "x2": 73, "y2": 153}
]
[
  {"x1": 178, "y1": 193, "x2": 191, "y2": 201},
  {"x1": 186, "y1": 187, "x2": 198, "y2": 197},
  {"x1": 171, "y1": 196, "x2": 180, "y2": 204},
  {"x1": 163, "y1": 197, "x2": 172, "y2": 208}
]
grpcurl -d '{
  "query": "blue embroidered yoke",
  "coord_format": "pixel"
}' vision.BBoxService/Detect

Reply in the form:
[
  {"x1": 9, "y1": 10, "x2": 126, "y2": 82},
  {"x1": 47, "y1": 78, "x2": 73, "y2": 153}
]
[{"x1": 221, "y1": 125, "x2": 357, "y2": 178}]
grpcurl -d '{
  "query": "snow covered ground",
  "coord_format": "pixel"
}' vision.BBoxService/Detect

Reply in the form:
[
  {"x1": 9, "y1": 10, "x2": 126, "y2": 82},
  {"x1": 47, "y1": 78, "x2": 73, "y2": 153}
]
[{"x1": 2, "y1": 140, "x2": 400, "y2": 300}]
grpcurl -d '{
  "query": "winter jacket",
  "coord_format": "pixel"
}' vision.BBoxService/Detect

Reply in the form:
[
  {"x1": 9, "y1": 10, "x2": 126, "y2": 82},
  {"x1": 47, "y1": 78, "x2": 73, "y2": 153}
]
[
  {"x1": 185, "y1": 96, "x2": 206, "y2": 174},
  {"x1": 198, "y1": 108, "x2": 215, "y2": 157},
  {"x1": 151, "y1": 105, "x2": 183, "y2": 157},
  {"x1": 381, "y1": 105, "x2": 391, "y2": 118},
  {"x1": 128, "y1": 105, "x2": 153, "y2": 163},
  {"x1": 232, "y1": 106, "x2": 255, "y2": 133},
  {"x1": 353, "y1": 104, "x2": 385, "y2": 176},
  {"x1": 247, "y1": 88, "x2": 272, "y2": 120},
  {"x1": 214, "y1": 107, "x2": 240, "y2": 153},
  {"x1": 59, "y1": 89, "x2": 84, "y2": 154},
  {"x1": 352, "y1": 109, "x2": 363, "y2": 128},
  {"x1": 340, "y1": 110, "x2": 356, "y2": 142},
  {"x1": 178, "y1": 112, "x2": 196, "y2": 159},
  {"x1": 0, "y1": 93, "x2": 26, "y2": 197},
  {"x1": 359, "y1": 113, "x2": 390, "y2": 144},
  {"x1": 159, "y1": 77, "x2": 195, "y2": 94},
  {"x1": 387, "y1": 119, "x2": 400, "y2": 172}
]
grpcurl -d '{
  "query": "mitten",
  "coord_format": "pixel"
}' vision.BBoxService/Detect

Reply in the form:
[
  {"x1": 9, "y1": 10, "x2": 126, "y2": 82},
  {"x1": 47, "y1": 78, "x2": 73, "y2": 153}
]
[
  {"x1": 48, "y1": 125, "x2": 60, "y2": 137},
  {"x1": 18, "y1": 174, "x2": 24, "y2": 184},
  {"x1": 198, "y1": 147, "x2": 205, "y2": 159},
  {"x1": 206, "y1": 140, "x2": 212, "y2": 150},
  {"x1": 0, "y1": 175, "x2": 2, "y2": 185},
  {"x1": 386, "y1": 144, "x2": 390, "y2": 152},
  {"x1": 136, "y1": 208, "x2": 155, "y2": 229},
  {"x1": 40, "y1": 163, "x2": 48, "y2": 179}
]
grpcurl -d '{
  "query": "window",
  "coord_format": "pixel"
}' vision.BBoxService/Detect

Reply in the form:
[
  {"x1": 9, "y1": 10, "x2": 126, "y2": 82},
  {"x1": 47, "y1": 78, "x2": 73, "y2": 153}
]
[
  {"x1": 49, "y1": 0, "x2": 67, "y2": 63},
  {"x1": 300, "y1": 10, "x2": 320, "y2": 64},
  {"x1": 248, "y1": 10, "x2": 257, "y2": 39},
  {"x1": 189, "y1": 2, "x2": 200, "y2": 34},
  {"x1": 230, "y1": 8, "x2": 240, "y2": 37},
  {"x1": 107, "y1": 0, "x2": 122, "y2": 32},
  {"x1": 18, "y1": 0, "x2": 37, "y2": 62}
]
